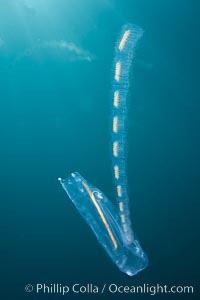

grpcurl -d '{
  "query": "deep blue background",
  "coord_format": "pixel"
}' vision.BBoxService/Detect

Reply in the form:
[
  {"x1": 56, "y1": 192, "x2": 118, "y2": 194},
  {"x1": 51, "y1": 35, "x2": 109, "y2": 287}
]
[{"x1": 1, "y1": 0, "x2": 199, "y2": 299}]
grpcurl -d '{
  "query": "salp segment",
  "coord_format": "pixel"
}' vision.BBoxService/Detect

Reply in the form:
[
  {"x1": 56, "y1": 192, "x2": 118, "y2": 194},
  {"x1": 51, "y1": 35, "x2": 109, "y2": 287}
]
[
  {"x1": 111, "y1": 24, "x2": 144, "y2": 244},
  {"x1": 59, "y1": 172, "x2": 148, "y2": 276}
]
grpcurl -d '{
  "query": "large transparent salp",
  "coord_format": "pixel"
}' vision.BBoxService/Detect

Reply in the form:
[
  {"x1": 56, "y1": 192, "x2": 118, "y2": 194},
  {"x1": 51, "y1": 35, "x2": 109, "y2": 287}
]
[{"x1": 59, "y1": 24, "x2": 148, "y2": 276}]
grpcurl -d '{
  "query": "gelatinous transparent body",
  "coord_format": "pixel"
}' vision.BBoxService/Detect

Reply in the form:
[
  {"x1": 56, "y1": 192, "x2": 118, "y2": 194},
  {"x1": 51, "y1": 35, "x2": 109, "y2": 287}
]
[
  {"x1": 59, "y1": 24, "x2": 148, "y2": 276},
  {"x1": 59, "y1": 173, "x2": 148, "y2": 276}
]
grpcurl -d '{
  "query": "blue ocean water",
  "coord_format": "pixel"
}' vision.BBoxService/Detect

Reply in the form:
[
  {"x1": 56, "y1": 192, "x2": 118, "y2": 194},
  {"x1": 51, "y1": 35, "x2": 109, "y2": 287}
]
[{"x1": 1, "y1": 1, "x2": 199, "y2": 299}]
